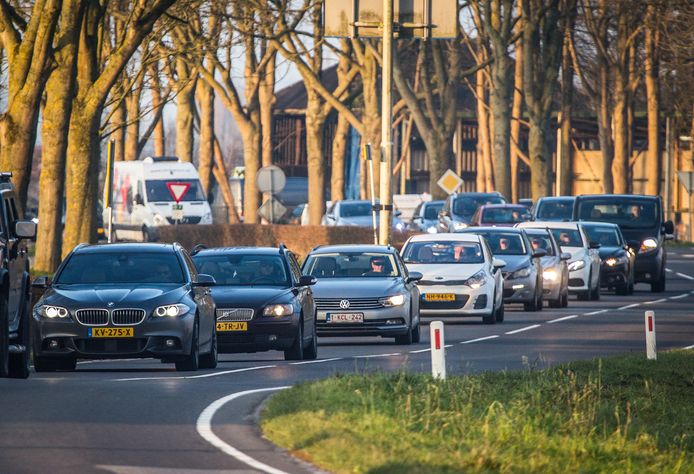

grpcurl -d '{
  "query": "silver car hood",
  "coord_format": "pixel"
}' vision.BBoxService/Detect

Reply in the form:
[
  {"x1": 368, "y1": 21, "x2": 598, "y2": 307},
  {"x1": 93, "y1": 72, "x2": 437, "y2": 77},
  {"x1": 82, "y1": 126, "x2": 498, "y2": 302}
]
[
  {"x1": 406, "y1": 263, "x2": 484, "y2": 281},
  {"x1": 311, "y1": 277, "x2": 404, "y2": 298},
  {"x1": 495, "y1": 254, "x2": 531, "y2": 273}
]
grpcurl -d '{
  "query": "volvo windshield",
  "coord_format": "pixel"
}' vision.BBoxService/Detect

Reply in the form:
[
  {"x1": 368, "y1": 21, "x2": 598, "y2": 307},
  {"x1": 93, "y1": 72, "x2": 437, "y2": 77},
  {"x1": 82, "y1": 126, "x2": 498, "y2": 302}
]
[{"x1": 576, "y1": 198, "x2": 660, "y2": 229}]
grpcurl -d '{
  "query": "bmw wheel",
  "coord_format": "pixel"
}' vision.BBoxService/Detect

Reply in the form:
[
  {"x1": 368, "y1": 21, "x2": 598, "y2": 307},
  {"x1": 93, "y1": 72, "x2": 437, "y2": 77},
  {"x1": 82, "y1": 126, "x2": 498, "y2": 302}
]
[
  {"x1": 176, "y1": 320, "x2": 200, "y2": 371},
  {"x1": 198, "y1": 331, "x2": 218, "y2": 369}
]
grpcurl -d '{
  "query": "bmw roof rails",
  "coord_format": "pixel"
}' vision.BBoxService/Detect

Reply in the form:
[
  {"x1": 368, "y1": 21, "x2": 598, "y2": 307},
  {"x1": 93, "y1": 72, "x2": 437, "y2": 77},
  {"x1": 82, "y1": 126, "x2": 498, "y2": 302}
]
[{"x1": 190, "y1": 243, "x2": 208, "y2": 256}]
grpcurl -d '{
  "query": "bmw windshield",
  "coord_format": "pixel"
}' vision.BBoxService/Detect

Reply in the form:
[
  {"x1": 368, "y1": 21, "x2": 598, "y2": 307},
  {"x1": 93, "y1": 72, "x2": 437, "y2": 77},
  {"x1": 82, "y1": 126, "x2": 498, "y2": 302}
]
[{"x1": 56, "y1": 252, "x2": 185, "y2": 285}]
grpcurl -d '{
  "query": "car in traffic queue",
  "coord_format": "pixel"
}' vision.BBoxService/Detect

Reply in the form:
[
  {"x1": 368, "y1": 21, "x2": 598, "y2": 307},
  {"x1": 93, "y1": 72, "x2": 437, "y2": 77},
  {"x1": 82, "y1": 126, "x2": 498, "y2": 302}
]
[
  {"x1": 459, "y1": 227, "x2": 546, "y2": 311},
  {"x1": 522, "y1": 228, "x2": 571, "y2": 308},
  {"x1": 437, "y1": 192, "x2": 506, "y2": 232},
  {"x1": 581, "y1": 222, "x2": 636, "y2": 295},
  {"x1": 400, "y1": 233, "x2": 506, "y2": 324},
  {"x1": 322, "y1": 199, "x2": 406, "y2": 231},
  {"x1": 302, "y1": 245, "x2": 422, "y2": 344},
  {"x1": 470, "y1": 204, "x2": 532, "y2": 227},
  {"x1": 31, "y1": 243, "x2": 217, "y2": 372},
  {"x1": 517, "y1": 221, "x2": 602, "y2": 301},
  {"x1": 191, "y1": 245, "x2": 318, "y2": 361},
  {"x1": 533, "y1": 196, "x2": 576, "y2": 221},
  {"x1": 409, "y1": 200, "x2": 444, "y2": 233}
]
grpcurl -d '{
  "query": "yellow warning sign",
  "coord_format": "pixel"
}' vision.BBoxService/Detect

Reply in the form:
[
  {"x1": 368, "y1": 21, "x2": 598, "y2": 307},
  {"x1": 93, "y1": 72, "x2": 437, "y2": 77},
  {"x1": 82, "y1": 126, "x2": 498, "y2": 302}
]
[{"x1": 437, "y1": 169, "x2": 463, "y2": 195}]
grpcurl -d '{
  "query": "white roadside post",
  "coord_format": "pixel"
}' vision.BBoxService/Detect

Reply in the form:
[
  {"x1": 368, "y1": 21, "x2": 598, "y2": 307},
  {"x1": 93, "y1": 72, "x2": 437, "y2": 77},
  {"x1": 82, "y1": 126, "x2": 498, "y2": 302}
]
[
  {"x1": 644, "y1": 310, "x2": 657, "y2": 360},
  {"x1": 430, "y1": 321, "x2": 446, "y2": 380}
]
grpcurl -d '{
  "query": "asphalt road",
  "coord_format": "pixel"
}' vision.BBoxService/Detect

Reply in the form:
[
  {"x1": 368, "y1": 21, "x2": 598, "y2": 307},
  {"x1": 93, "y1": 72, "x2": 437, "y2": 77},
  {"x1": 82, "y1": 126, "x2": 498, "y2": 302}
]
[{"x1": 2, "y1": 248, "x2": 694, "y2": 474}]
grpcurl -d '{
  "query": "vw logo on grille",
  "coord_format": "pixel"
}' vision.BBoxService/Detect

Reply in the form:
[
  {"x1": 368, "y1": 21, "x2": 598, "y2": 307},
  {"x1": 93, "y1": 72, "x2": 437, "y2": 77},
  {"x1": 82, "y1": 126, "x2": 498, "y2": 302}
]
[{"x1": 339, "y1": 299, "x2": 350, "y2": 309}]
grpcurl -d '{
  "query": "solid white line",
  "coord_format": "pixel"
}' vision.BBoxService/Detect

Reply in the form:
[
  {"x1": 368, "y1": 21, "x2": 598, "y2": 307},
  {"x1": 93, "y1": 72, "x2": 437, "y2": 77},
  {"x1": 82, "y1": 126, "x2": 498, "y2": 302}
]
[
  {"x1": 665, "y1": 268, "x2": 673, "y2": 273},
  {"x1": 644, "y1": 298, "x2": 667, "y2": 305},
  {"x1": 618, "y1": 303, "x2": 641, "y2": 310},
  {"x1": 460, "y1": 335, "x2": 499, "y2": 344},
  {"x1": 409, "y1": 348, "x2": 431, "y2": 353},
  {"x1": 444, "y1": 344, "x2": 453, "y2": 348},
  {"x1": 684, "y1": 344, "x2": 694, "y2": 350},
  {"x1": 77, "y1": 358, "x2": 141, "y2": 365},
  {"x1": 354, "y1": 353, "x2": 401, "y2": 359},
  {"x1": 676, "y1": 272, "x2": 694, "y2": 281},
  {"x1": 197, "y1": 386, "x2": 291, "y2": 474},
  {"x1": 547, "y1": 314, "x2": 579, "y2": 324},
  {"x1": 290, "y1": 357, "x2": 343, "y2": 365},
  {"x1": 114, "y1": 365, "x2": 276, "y2": 382},
  {"x1": 505, "y1": 325, "x2": 541, "y2": 335},
  {"x1": 584, "y1": 309, "x2": 608, "y2": 316},
  {"x1": 670, "y1": 293, "x2": 690, "y2": 300}
]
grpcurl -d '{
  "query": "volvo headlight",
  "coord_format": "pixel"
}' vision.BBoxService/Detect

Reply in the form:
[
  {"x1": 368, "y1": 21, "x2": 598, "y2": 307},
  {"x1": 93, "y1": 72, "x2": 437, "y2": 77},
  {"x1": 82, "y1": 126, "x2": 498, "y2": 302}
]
[
  {"x1": 453, "y1": 221, "x2": 468, "y2": 231},
  {"x1": 568, "y1": 260, "x2": 585, "y2": 272},
  {"x1": 263, "y1": 304, "x2": 293, "y2": 317},
  {"x1": 543, "y1": 269, "x2": 559, "y2": 282},
  {"x1": 154, "y1": 303, "x2": 190, "y2": 317},
  {"x1": 640, "y1": 238, "x2": 658, "y2": 253},
  {"x1": 39, "y1": 305, "x2": 69, "y2": 319},
  {"x1": 511, "y1": 266, "x2": 531, "y2": 279},
  {"x1": 604, "y1": 256, "x2": 625, "y2": 267},
  {"x1": 379, "y1": 294, "x2": 406, "y2": 307},
  {"x1": 464, "y1": 270, "x2": 487, "y2": 289}
]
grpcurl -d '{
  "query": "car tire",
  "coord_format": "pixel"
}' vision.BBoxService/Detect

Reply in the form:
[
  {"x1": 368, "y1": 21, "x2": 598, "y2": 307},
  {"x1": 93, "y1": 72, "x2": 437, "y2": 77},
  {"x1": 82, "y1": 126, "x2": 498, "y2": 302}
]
[
  {"x1": 524, "y1": 287, "x2": 542, "y2": 312},
  {"x1": 411, "y1": 322, "x2": 421, "y2": 343},
  {"x1": 303, "y1": 320, "x2": 318, "y2": 360},
  {"x1": 615, "y1": 283, "x2": 629, "y2": 296},
  {"x1": 395, "y1": 326, "x2": 414, "y2": 344},
  {"x1": 198, "y1": 331, "x2": 218, "y2": 370},
  {"x1": 284, "y1": 320, "x2": 304, "y2": 361},
  {"x1": 33, "y1": 356, "x2": 76, "y2": 372},
  {"x1": 651, "y1": 269, "x2": 666, "y2": 293},
  {"x1": 590, "y1": 275, "x2": 601, "y2": 300},
  {"x1": 494, "y1": 301, "x2": 505, "y2": 322},
  {"x1": 142, "y1": 226, "x2": 153, "y2": 243},
  {"x1": 0, "y1": 288, "x2": 9, "y2": 377},
  {"x1": 561, "y1": 288, "x2": 569, "y2": 307},
  {"x1": 176, "y1": 320, "x2": 200, "y2": 371},
  {"x1": 482, "y1": 308, "x2": 496, "y2": 324},
  {"x1": 549, "y1": 296, "x2": 562, "y2": 308},
  {"x1": 9, "y1": 294, "x2": 30, "y2": 379}
]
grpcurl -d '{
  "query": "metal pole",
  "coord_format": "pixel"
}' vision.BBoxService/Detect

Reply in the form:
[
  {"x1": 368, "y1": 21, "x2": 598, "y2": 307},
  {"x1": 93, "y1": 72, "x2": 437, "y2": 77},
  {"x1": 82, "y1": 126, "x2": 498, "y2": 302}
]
[
  {"x1": 269, "y1": 168, "x2": 274, "y2": 224},
  {"x1": 379, "y1": 0, "x2": 394, "y2": 245},
  {"x1": 105, "y1": 139, "x2": 115, "y2": 243},
  {"x1": 366, "y1": 144, "x2": 378, "y2": 245},
  {"x1": 664, "y1": 117, "x2": 671, "y2": 221},
  {"x1": 556, "y1": 119, "x2": 562, "y2": 196}
]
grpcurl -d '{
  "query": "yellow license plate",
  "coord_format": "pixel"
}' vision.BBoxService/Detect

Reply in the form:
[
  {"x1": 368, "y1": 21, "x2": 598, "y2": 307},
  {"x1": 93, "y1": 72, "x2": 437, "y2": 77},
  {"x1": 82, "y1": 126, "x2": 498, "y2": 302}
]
[
  {"x1": 424, "y1": 293, "x2": 456, "y2": 302},
  {"x1": 216, "y1": 322, "x2": 248, "y2": 332},
  {"x1": 89, "y1": 327, "x2": 134, "y2": 338}
]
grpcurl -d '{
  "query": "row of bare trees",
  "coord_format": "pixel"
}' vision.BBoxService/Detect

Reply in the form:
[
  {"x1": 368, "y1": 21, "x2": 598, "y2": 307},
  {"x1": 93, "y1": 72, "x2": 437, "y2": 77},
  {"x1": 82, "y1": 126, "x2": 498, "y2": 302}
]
[{"x1": 0, "y1": 0, "x2": 692, "y2": 274}]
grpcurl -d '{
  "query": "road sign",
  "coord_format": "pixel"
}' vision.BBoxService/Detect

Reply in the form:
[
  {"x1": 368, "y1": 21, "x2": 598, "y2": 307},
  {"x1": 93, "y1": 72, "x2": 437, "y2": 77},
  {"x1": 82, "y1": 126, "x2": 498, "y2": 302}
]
[
  {"x1": 677, "y1": 171, "x2": 694, "y2": 194},
  {"x1": 437, "y1": 169, "x2": 463, "y2": 195},
  {"x1": 166, "y1": 182, "x2": 190, "y2": 203},
  {"x1": 258, "y1": 197, "x2": 287, "y2": 224},
  {"x1": 257, "y1": 165, "x2": 286, "y2": 194}
]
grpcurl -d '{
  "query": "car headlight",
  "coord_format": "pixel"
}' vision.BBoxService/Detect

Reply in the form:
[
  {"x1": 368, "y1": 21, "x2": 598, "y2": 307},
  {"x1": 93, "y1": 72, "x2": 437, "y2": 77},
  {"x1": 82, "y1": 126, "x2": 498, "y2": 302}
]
[
  {"x1": 511, "y1": 266, "x2": 531, "y2": 279},
  {"x1": 543, "y1": 269, "x2": 559, "y2": 281},
  {"x1": 263, "y1": 304, "x2": 293, "y2": 317},
  {"x1": 154, "y1": 303, "x2": 191, "y2": 317},
  {"x1": 604, "y1": 256, "x2": 625, "y2": 267},
  {"x1": 379, "y1": 294, "x2": 406, "y2": 307},
  {"x1": 640, "y1": 238, "x2": 658, "y2": 253},
  {"x1": 426, "y1": 225, "x2": 437, "y2": 234},
  {"x1": 464, "y1": 270, "x2": 487, "y2": 289},
  {"x1": 39, "y1": 305, "x2": 69, "y2": 319},
  {"x1": 453, "y1": 221, "x2": 468, "y2": 230},
  {"x1": 568, "y1": 260, "x2": 585, "y2": 272}
]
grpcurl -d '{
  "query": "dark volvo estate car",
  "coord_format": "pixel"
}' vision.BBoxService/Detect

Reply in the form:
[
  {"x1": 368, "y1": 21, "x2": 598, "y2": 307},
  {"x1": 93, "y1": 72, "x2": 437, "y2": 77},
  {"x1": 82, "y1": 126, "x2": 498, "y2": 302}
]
[
  {"x1": 192, "y1": 246, "x2": 318, "y2": 361},
  {"x1": 32, "y1": 243, "x2": 217, "y2": 372}
]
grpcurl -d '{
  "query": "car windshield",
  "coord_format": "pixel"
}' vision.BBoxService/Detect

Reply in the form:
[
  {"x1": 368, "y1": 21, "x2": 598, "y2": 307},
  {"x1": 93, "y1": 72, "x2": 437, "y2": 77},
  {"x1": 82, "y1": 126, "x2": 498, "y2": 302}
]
[
  {"x1": 535, "y1": 200, "x2": 574, "y2": 220},
  {"x1": 524, "y1": 231, "x2": 556, "y2": 256},
  {"x1": 583, "y1": 224, "x2": 622, "y2": 247},
  {"x1": 452, "y1": 195, "x2": 505, "y2": 218},
  {"x1": 550, "y1": 229, "x2": 584, "y2": 247},
  {"x1": 402, "y1": 241, "x2": 484, "y2": 264},
  {"x1": 193, "y1": 254, "x2": 289, "y2": 286},
  {"x1": 56, "y1": 252, "x2": 185, "y2": 285},
  {"x1": 339, "y1": 202, "x2": 372, "y2": 217},
  {"x1": 423, "y1": 202, "x2": 444, "y2": 220},
  {"x1": 577, "y1": 199, "x2": 659, "y2": 229},
  {"x1": 474, "y1": 232, "x2": 526, "y2": 255},
  {"x1": 145, "y1": 179, "x2": 206, "y2": 202},
  {"x1": 481, "y1": 207, "x2": 531, "y2": 224},
  {"x1": 304, "y1": 252, "x2": 400, "y2": 278}
]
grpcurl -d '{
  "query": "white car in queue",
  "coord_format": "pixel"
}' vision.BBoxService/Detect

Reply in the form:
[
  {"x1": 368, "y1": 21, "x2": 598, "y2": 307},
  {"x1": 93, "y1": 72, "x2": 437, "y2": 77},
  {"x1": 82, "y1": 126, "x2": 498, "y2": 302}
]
[{"x1": 400, "y1": 233, "x2": 506, "y2": 324}]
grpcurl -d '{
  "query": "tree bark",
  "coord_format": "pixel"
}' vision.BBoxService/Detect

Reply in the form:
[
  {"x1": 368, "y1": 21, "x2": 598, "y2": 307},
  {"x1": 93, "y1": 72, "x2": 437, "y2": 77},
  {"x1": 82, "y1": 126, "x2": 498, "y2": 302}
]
[
  {"x1": 510, "y1": 43, "x2": 523, "y2": 201},
  {"x1": 197, "y1": 77, "x2": 215, "y2": 196},
  {"x1": 598, "y1": 58, "x2": 614, "y2": 194},
  {"x1": 612, "y1": 74, "x2": 629, "y2": 194},
  {"x1": 259, "y1": 49, "x2": 276, "y2": 167},
  {"x1": 175, "y1": 57, "x2": 196, "y2": 163},
  {"x1": 644, "y1": 2, "x2": 660, "y2": 195},
  {"x1": 305, "y1": 92, "x2": 327, "y2": 225},
  {"x1": 124, "y1": 75, "x2": 144, "y2": 161},
  {"x1": 331, "y1": 112, "x2": 349, "y2": 202},
  {"x1": 150, "y1": 61, "x2": 166, "y2": 156},
  {"x1": 559, "y1": 2, "x2": 576, "y2": 196},
  {"x1": 213, "y1": 136, "x2": 240, "y2": 224}
]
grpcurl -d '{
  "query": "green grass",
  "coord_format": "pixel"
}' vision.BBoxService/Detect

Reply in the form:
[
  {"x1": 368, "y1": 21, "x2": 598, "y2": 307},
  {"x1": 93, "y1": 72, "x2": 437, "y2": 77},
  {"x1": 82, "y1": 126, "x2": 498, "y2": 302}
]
[{"x1": 261, "y1": 351, "x2": 694, "y2": 473}]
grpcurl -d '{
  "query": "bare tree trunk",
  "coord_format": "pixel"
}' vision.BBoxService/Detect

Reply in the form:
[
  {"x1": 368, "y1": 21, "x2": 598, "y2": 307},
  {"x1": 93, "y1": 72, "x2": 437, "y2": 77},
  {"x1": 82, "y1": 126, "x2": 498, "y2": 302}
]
[
  {"x1": 598, "y1": 59, "x2": 614, "y2": 194},
  {"x1": 150, "y1": 62, "x2": 166, "y2": 156},
  {"x1": 240, "y1": 122, "x2": 261, "y2": 224},
  {"x1": 361, "y1": 46, "x2": 381, "y2": 198},
  {"x1": 111, "y1": 95, "x2": 126, "y2": 161},
  {"x1": 175, "y1": 58, "x2": 196, "y2": 162},
  {"x1": 331, "y1": 113, "x2": 349, "y2": 201},
  {"x1": 197, "y1": 78, "x2": 215, "y2": 196},
  {"x1": 612, "y1": 77, "x2": 629, "y2": 194},
  {"x1": 305, "y1": 93, "x2": 327, "y2": 224},
  {"x1": 124, "y1": 76, "x2": 144, "y2": 161},
  {"x1": 260, "y1": 51, "x2": 276, "y2": 167},
  {"x1": 213, "y1": 136, "x2": 240, "y2": 224},
  {"x1": 644, "y1": 3, "x2": 660, "y2": 195},
  {"x1": 511, "y1": 45, "x2": 523, "y2": 201},
  {"x1": 559, "y1": 3, "x2": 576, "y2": 196}
]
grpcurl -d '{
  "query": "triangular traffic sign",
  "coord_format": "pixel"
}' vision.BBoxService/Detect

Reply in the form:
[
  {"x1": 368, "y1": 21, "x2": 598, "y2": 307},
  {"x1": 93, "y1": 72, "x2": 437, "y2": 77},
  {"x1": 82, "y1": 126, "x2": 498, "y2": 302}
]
[{"x1": 166, "y1": 182, "x2": 191, "y2": 203}]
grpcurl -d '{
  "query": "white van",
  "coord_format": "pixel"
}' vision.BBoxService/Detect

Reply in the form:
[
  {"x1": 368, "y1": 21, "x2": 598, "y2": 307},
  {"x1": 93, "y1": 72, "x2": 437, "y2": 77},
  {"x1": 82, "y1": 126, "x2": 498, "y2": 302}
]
[{"x1": 106, "y1": 157, "x2": 213, "y2": 241}]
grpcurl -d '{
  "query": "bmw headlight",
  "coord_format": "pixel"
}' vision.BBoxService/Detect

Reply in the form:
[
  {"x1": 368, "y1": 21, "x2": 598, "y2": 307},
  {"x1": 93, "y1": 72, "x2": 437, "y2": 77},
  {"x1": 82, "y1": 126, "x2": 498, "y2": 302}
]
[
  {"x1": 426, "y1": 225, "x2": 437, "y2": 234},
  {"x1": 39, "y1": 305, "x2": 69, "y2": 319},
  {"x1": 464, "y1": 270, "x2": 487, "y2": 289},
  {"x1": 511, "y1": 266, "x2": 531, "y2": 280},
  {"x1": 640, "y1": 238, "x2": 658, "y2": 253},
  {"x1": 543, "y1": 269, "x2": 559, "y2": 282},
  {"x1": 263, "y1": 304, "x2": 293, "y2": 317},
  {"x1": 154, "y1": 303, "x2": 191, "y2": 317},
  {"x1": 568, "y1": 260, "x2": 585, "y2": 272},
  {"x1": 604, "y1": 256, "x2": 625, "y2": 267},
  {"x1": 453, "y1": 221, "x2": 468, "y2": 231},
  {"x1": 379, "y1": 294, "x2": 406, "y2": 307}
]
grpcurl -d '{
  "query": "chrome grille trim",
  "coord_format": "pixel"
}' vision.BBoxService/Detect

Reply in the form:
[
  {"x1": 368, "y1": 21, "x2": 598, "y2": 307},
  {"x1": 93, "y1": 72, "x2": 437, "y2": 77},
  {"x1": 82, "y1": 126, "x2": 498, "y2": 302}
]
[
  {"x1": 75, "y1": 309, "x2": 109, "y2": 326},
  {"x1": 314, "y1": 297, "x2": 382, "y2": 310},
  {"x1": 216, "y1": 308, "x2": 255, "y2": 321},
  {"x1": 112, "y1": 309, "x2": 146, "y2": 326}
]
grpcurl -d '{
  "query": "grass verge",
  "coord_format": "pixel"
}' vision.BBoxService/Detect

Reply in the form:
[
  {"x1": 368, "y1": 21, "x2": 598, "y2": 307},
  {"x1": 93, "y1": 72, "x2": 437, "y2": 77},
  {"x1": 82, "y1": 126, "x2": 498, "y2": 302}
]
[{"x1": 261, "y1": 351, "x2": 694, "y2": 473}]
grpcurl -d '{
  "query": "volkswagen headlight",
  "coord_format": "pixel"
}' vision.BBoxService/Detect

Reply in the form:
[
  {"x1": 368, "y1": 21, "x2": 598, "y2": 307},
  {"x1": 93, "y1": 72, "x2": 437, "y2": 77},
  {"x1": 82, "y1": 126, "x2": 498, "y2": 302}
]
[
  {"x1": 511, "y1": 266, "x2": 531, "y2": 280},
  {"x1": 453, "y1": 221, "x2": 468, "y2": 231},
  {"x1": 568, "y1": 260, "x2": 585, "y2": 272},
  {"x1": 39, "y1": 305, "x2": 69, "y2": 319},
  {"x1": 464, "y1": 270, "x2": 487, "y2": 289},
  {"x1": 154, "y1": 303, "x2": 191, "y2": 317},
  {"x1": 543, "y1": 269, "x2": 559, "y2": 282},
  {"x1": 640, "y1": 238, "x2": 658, "y2": 253},
  {"x1": 379, "y1": 294, "x2": 406, "y2": 307},
  {"x1": 263, "y1": 304, "x2": 293, "y2": 317}
]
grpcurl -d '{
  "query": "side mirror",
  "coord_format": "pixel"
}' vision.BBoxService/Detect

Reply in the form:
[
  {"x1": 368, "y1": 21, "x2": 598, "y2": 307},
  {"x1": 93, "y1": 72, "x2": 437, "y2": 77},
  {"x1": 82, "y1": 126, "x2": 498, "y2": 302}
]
[
  {"x1": 663, "y1": 220, "x2": 674, "y2": 234},
  {"x1": 560, "y1": 252, "x2": 571, "y2": 261},
  {"x1": 32, "y1": 275, "x2": 52, "y2": 288},
  {"x1": 15, "y1": 220, "x2": 37, "y2": 240},
  {"x1": 589, "y1": 241, "x2": 601, "y2": 250},
  {"x1": 299, "y1": 275, "x2": 317, "y2": 286},
  {"x1": 193, "y1": 273, "x2": 216, "y2": 287},
  {"x1": 492, "y1": 258, "x2": 506, "y2": 269},
  {"x1": 134, "y1": 193, "x2": 145, "y2": 206},
  {"x1": 406, "y1": 271, "x2": 423, "y2": 283},
  {"x1": 532, "y1": 249, "x2": 547, "y2": 258}
]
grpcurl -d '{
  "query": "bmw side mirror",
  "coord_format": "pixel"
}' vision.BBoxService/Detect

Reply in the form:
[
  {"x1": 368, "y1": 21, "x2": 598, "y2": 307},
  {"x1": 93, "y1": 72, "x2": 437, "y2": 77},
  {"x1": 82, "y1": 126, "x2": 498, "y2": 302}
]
[
  {"x1": 15, "y1": 220, "x2": 37, "y2": 240},
  {"x1": 589, "y1": 241, "x2": 601, "y2": 250},
  {"x1": 193, "y1": 273, "x2": 216, "y2": 287},
  {"x1": 32, "y1": 275, "x2": 52, "y2": 288},
  {"x1": 299, "y1": 275, "x2": 317, "y2": 286},
  {"x1": 406, "y1": 271, "x2": 423, "y2": 283},
  {"x1": 492, "y1": 258, "x2": 506, "y2": 269},
  {"x1": 560, "y1": 252, "x2": 571, "y2": 261},
  {"x1": 663, "y1": 220, "x2": 674, "y2": 234},
  {"x1": 532, "y1": 249, "x2": 547, "y2": 259}
]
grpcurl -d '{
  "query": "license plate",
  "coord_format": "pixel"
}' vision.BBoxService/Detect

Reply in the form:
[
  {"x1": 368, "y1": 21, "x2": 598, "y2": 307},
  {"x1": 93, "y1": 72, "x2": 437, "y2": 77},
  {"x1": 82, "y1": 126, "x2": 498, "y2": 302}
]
[
  {"x1": 326, "y1": 313, "x2": 364, "y2": 323},
  {"x1": 89, "y1": 327, "x2": 134, "y2": 338},
  {"x1": 172, "y1": 205, "x2": 184, "y2": 220},
  {"x1": 216, "y1": 322, "x2": 248, "y2": 332},
  {"x1": 424, "y1": 293, "x2": 456, "y2": 302}
]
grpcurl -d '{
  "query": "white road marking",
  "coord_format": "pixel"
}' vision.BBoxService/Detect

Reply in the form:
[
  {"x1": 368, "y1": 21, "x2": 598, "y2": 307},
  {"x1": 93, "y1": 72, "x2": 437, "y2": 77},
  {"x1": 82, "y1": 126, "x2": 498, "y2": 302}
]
[
  {"x1": 665, "y1": 268, "x2": 673, "y2": 272},
  {"x1": 584, "y1": 309, "x2": 608, "y2": 316},
  {"x1": 290, "y1": 357, "x2": 343, "y2": 365},
  {"x1": 618, "y1": 303, "x2": 641, "y2": 310},
  {"x1": 409, "y1": 348, "x2": 431, "y2": 353},
  {"x1": 197, "y1": 386, "x2": 291, "y2": 474},
  {"x1": 505, "y1": 325, "x2": 541, "y2": 335},
  {"x1": 460, "y1": 335, "x2": 499, "y2": 344},
  {"x1": 354, "y1": 353, "x2": 401, "y2": 359},
  {"x1": 113, "y1": 365, "x2": 276, "y2": 382},
  {"x1": 684, "y1": 344, "x2": 694, "y2": 350},
  {"x1": 77, "y1": 358, "x2": 141, "y2": 365},
  {"x1": 670, "y1": 293, "x2": 690, "y2": 300},
  {"x1": 444, "y1": 344, "x2": 453, "y2": 348},
  {"x1": 644, "y1": 298, "x2": 667, "y2": 305},
  {"x1": 676, "y1": 272, "x2": 694, "y2": 281},
  {"x1": 547, "y1": 314, "x2": 579, "y2": 324}
]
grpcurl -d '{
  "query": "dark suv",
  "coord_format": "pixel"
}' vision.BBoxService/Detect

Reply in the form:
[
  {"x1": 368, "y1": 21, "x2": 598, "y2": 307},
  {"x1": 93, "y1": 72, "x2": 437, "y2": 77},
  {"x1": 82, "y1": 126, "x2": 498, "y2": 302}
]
[
  {"x1": 0, "y1": 173, "x2": 37, "y2": 378},
  {"x1": 573, "y1": 194, "x2": 673, "y2": 292}
]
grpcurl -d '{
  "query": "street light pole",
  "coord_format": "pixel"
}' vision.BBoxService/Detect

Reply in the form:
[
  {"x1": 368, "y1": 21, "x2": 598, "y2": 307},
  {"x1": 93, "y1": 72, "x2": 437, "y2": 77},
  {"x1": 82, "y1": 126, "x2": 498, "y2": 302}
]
[{"x1": 379, "y1": 0, "x2": 394, "y2": 245}]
